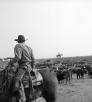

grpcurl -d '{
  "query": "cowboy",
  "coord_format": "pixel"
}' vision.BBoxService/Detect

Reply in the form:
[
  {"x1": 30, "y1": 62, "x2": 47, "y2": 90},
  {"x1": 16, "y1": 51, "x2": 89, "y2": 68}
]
[{"x1": 11, "y1": 35, "x2": 35, "y2": 102}]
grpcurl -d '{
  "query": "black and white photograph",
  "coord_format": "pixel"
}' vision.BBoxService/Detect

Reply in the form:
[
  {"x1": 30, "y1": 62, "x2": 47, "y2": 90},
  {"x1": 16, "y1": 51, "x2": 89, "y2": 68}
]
[{"x1": 0, "y1": 0, "x2": 92, "y2": 102}]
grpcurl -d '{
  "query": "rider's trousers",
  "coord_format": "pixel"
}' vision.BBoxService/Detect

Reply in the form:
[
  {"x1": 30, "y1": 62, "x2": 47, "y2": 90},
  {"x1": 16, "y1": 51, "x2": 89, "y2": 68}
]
[
  {"x1": 15, "y1": 68, "x2": 26, "y2": 102},
  {"x1": 19, "y1": 83, "x2": 26, "y2": 102}
]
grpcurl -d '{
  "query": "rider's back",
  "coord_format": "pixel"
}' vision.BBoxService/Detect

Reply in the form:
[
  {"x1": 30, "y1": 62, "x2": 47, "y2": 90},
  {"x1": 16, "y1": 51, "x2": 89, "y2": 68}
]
[{"x1": 14, "y1": 43, "x2": 34, "y2": 63}]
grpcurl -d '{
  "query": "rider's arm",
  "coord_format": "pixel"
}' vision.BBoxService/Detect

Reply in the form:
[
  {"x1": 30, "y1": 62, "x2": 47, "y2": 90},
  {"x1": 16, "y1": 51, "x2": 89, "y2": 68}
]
[
  {"x1": 13, "y1": 45, "x2": 22, "y2": 63},
  {"x1": 31, "y1": 49, "x2": 35, "y2": 68}
]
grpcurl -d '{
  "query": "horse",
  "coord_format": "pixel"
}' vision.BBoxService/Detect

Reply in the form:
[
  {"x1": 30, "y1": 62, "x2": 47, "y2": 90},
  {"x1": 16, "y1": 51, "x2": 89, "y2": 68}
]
[{"x1": 0, "y1": 61, "x2": 58, "y2": 102}]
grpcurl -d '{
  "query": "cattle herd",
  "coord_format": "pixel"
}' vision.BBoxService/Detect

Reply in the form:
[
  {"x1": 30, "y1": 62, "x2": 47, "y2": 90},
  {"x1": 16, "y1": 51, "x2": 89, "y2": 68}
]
[
  {"x1": 36, "y1": 62, "x2": 92, "y2": 85},
  {"x1": 54, "y1": 64, "x2": 92, "y2": 84}
]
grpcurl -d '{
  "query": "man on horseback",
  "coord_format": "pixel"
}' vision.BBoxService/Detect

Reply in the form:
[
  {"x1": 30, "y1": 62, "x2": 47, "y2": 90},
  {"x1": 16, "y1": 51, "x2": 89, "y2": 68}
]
[{"x1": 11, "y1": 35, "x2": 35, "y2": 102}]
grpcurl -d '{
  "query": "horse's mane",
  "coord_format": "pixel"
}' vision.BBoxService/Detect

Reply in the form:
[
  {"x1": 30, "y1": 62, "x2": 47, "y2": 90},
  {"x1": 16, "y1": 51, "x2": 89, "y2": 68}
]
[{"x1": 38, "y1": 68, "x2": 58, "y2": 102}]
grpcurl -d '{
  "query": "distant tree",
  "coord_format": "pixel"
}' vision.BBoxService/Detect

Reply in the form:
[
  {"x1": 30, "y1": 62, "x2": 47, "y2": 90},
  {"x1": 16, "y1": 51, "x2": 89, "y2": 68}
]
[
  {"x1": 0, "y1": 58, "x2": 3, "y2": 61},
  {"x1": 46, "y1": 59, "x2": 51, "y2": 62}
]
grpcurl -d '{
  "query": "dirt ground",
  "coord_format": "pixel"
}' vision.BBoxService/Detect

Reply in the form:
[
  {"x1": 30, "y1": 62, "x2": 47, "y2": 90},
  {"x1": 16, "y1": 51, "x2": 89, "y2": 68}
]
[{"x1": 34, "y1": 74, "x2": 92, "y2": 102}]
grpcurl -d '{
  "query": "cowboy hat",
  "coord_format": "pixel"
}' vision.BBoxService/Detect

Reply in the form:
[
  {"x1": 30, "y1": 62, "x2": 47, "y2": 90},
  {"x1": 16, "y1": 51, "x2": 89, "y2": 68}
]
[{"x1": 14, "y1": 35, "x2": 27, "y2": 43}]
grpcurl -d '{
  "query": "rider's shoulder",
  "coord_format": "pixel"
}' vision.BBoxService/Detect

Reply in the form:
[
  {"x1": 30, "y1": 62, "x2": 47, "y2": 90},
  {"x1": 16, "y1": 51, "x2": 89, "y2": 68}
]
[
  {"x1": 14, "y1": 43, "x2": 23, "y2": 49},
  {"x1": 26, "y1": 44, "x2": 32, "y2": 50}
]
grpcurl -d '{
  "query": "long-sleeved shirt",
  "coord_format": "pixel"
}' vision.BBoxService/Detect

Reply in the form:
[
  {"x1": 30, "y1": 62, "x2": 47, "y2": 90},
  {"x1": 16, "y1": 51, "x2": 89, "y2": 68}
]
[{"x1": 14, "y1": 43, "x2": 35, "y2": 67}]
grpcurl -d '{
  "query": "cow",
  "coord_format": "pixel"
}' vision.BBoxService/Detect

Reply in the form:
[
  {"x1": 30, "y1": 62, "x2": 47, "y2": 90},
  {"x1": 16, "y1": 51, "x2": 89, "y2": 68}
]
[{"x1": 56, "y1": 68, "x2": 71, "y2": 84}]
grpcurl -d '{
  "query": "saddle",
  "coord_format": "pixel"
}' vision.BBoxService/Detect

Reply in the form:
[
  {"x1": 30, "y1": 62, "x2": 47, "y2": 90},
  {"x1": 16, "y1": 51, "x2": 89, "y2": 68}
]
[{"x1": 22, "y1": 69, "x2": 43, "y2": 88}]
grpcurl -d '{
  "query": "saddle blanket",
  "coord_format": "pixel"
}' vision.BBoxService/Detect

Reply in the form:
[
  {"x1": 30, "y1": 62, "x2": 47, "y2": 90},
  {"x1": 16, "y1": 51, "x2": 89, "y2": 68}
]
[{"x1": 23, "y1": 69, "x2": 43, "y2": 88}]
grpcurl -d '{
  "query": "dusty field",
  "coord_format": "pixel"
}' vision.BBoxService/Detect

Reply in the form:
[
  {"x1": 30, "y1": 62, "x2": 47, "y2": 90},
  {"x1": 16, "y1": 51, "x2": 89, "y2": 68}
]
[
  {"x1": 35, "y1": 74, "x2": 92, "y2": 102},
  {"x1": 57, "y1": 74, "x2": 92, "y2": 102}
]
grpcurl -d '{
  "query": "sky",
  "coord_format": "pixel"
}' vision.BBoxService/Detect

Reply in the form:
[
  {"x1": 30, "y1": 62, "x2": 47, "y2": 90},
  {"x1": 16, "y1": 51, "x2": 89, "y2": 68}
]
[{"x1": 0, "y1": 0, "x2": 92, "y2": 59}]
